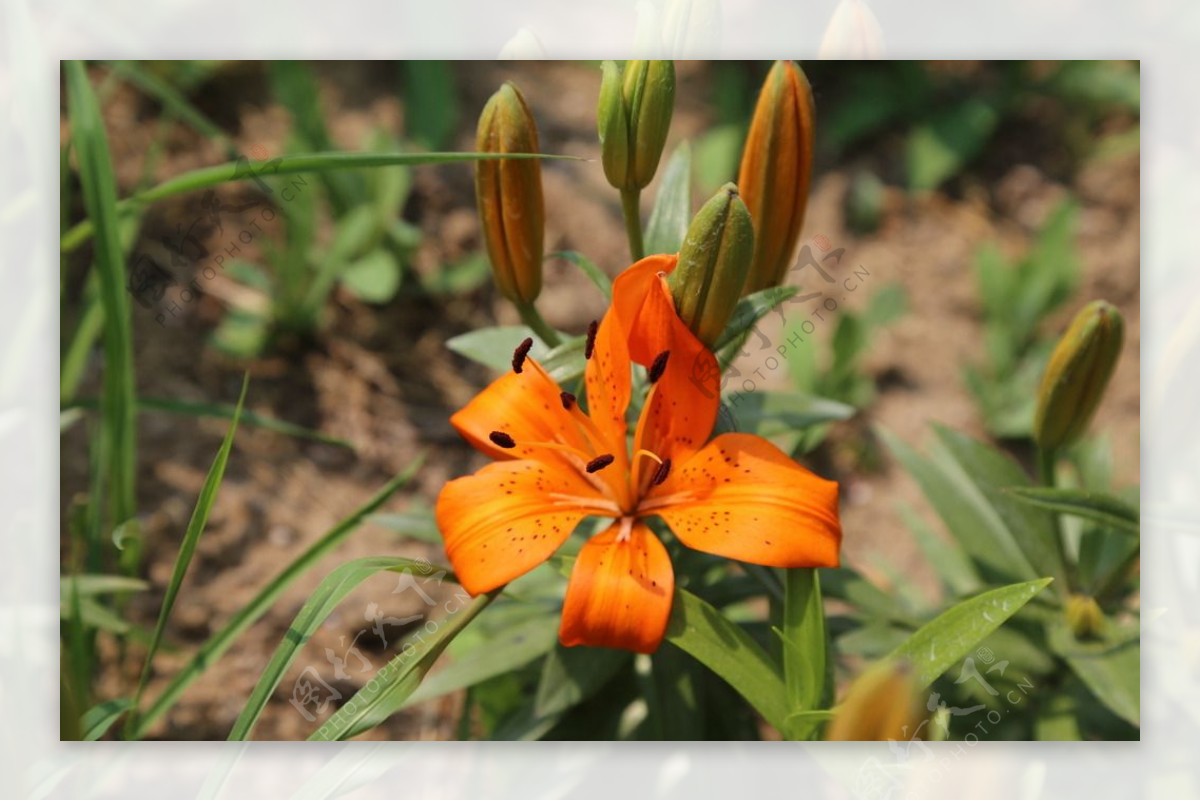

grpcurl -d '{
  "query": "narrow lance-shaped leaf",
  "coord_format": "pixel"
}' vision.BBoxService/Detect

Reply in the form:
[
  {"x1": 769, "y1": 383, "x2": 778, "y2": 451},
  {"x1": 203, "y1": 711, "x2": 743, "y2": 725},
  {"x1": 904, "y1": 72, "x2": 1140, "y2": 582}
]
[
  {"x1": 888, "y1": 578, "x2": 1053, "y2": 690},
  {"x1": 133, "y1": 455, "x2": 426, "y2": 738},
  {"x1": 228, "y1": 556, "x2": 450, "y2": 741},
  {"x1": 127, "y1": 373, "x2": 250, "y2": 737}
]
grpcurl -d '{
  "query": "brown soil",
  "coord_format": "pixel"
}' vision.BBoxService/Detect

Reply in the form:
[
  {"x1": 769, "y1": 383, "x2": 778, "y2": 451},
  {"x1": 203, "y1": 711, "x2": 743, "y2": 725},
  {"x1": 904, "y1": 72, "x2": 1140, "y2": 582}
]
[{"x1": 60, "y1": 61, "x2": 1140, "y2": 740}]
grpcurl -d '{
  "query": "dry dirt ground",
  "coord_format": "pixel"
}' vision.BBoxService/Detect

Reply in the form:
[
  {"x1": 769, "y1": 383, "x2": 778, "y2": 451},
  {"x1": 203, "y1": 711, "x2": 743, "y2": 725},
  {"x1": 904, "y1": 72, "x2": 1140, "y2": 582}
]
[{"x1": 60, "y1": 61, "x2": 1140, "y2": 740}]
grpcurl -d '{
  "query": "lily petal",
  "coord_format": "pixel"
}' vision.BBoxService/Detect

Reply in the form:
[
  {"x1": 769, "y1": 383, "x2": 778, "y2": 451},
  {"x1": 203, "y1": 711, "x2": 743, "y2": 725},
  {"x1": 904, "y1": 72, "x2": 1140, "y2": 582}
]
[
  {"x1": 436, "y1": 459, "x2": 608, "y2": 594},
  {"x1": 451, "y1": 358, "x2": 591, "y2": 467},
  {"x1": 559, "y1": 520, "x2": 674, "y2": 654},
  {"x1": 648, "y1": 433, "x2": 841, "y2": 568}
]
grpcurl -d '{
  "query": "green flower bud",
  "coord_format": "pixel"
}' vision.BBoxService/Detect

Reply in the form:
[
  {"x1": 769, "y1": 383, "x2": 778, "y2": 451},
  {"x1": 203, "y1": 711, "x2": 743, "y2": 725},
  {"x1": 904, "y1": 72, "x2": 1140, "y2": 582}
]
[
  {"x1": 597, "y1": 60, "x2": 675, "y2": 191},
  {"x1": 475, "y1": 82, "x2": 545, "y2": 304},
  {"x1": 1065, "y1": 594, "x2": 1105, "y2": 640},
  {"x1": 668, "y1": 183, "x2": 755, "y2": 347},
  {"x1": 1034, "y1": 300, "x2": 1125, "y2": 451}
]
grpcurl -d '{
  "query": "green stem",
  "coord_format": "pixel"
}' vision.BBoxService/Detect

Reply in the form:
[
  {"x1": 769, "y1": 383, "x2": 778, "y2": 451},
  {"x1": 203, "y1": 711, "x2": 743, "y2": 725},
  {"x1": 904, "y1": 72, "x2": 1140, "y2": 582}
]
[
  {"x1": 515, "y1": 300, "x2": 562, "y2": 348},
  {"x1": 781, "y1": 567, "x2": 829, "y2": 740},
  {"x1": 1039, "y1": 446, "x2": 1073, "y2": 592},
  {"x1": 620, "y1": 188, "x2": 645, "y2": 261}
]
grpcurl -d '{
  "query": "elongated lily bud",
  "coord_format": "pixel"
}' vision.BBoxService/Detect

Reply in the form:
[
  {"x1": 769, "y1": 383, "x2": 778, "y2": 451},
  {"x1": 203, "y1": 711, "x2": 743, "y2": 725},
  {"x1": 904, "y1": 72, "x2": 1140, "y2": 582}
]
[
  {"x1": 598, "y1": 60, "x2": 675, "y2": 191},
  {"x1": 1034, "y1": 300, "x2": 1125, "y2": 451},
  {"x1": 737, "y1": 60, "x2": 815, "y2": 294},
  {"x1": 826, "y1": 661, "x2": 922, "y2": 741},
  {"x1": 475, "y1": 82, "x2": 544, "y2": 304},
  {"x1": 668, "y1": 183, "x2": 755, "y2": 347},
  {"x1": 1065, "y1": 594, "x2": 1106, "y2": 640}
]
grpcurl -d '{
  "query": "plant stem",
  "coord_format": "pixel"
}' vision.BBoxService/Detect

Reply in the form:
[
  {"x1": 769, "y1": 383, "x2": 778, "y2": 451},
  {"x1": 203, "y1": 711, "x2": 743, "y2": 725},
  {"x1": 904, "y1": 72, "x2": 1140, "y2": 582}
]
[
  {"x1": 620, "y1": 188, "x2": 645, "y2": 261},
  {"x1": 515, "y1": 300, "x2": 562, "y2": 348},
  {"x1": 1038, "y1": 446, "x2": 1073, "y2": 592}
]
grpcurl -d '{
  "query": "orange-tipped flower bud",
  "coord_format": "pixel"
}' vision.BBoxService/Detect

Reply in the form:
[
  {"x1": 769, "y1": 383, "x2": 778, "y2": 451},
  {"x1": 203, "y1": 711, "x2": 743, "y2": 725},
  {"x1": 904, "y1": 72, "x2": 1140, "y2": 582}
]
[
  {"x1": 826, "y1": 660, "x2": 923, "y2": 741},
  {"x1": 1034, "y1": 300, "x2": 1125, "y2": 451},
  {"x1": 598, "y1": 60, "x2": 675, "y2": 191},
  {"x1": 737, "y1": 60, "x2": 815, "y2": 294},
  {"x1": 668, "y1": 183, "x2": 755, "y2": 347},
  {"x1": 475, "y1": 82, "x2": 544, "y2": 304}
]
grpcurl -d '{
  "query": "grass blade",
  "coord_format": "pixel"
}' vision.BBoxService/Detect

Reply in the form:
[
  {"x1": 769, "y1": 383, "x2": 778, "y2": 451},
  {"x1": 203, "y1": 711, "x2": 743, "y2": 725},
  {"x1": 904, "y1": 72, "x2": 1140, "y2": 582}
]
[
  {"x1": 107, "y1": 61, "x2": 238, "y2": 158},
  {"x1": 65, "y1": 60, "x2": 137, "y2": 553},
  {"x1": 126, "y1": 374, "x2": 249, "y2": 737},
  {"x1": 133, "y1": 454, "x2": 426, "y2": 738},
  {"x1": 308, "y1": 589, "x2": 500, "y2": 741},
  {"x1": 61, "y1": 151, "x2": 577, "y2": 253},
  {"x1": 63, "y1": 395, "x2": 353, "y2": 449},
  {"x1": 548, "y1": 251, "x2": 612, "y2": 300},
  {"x1": 228, "y1": 556, "x2": 447, "y2": 741},
  {"x1": 82, "y1": 698, "x2": 133, "y2": 741}
]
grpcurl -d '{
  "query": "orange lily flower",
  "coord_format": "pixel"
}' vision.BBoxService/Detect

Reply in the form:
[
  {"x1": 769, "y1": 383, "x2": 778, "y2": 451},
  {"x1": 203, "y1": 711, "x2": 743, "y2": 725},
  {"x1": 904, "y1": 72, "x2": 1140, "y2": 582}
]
[{"x1": 436, "y1": 254, "x2": 842, "y2": 653}]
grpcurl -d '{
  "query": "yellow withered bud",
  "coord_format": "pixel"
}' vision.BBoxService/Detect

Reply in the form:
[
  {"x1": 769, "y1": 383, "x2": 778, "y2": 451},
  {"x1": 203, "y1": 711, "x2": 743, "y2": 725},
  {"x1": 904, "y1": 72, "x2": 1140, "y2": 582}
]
[
  {"x1": 475, "y1": 81, "x2": 544, "y2": 304},
  {"x1": 598, "y1": 60, "x2": 675, "y2": 191},
  {"x1": 668, "y1": 183, "x2": 755, "y2": 347},
  {"x1": 737, "y1": 60, "x2": 815, "y2": 294},
  {"x1": 1065, "y1": 594, "x2": 1106, "y2": 640},
  {"x1": 1033, "y1": 300, "x2": 1125, "y2": 451},
  {"x1": 826, "y1": 660, "x2": 923, "y2": 741}
]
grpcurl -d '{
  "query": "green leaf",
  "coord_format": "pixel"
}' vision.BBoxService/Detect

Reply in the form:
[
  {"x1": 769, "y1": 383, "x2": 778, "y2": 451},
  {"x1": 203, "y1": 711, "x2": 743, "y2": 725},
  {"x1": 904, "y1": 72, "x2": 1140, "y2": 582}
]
[
  {"x1": 133, "y1": 455, "x2": 426, "y2": 738},
  {"x1": 1004, "y1": 487, "x2": 1140, "y2": 535},
  {"x1": 888, "y1": 578, "x2": 1053, "y2": 690},
  {"x1": 714, "y1": 285, "x2": 799, "y2": 359},
  {"x1": 781, "y1": 569, "x2": 829, "y2": 733},
  {"x1": 308, "y1": 590, "x2": 500, "y2": 741},
  {"x1": 878, "y1": 426, "x2": 1037, "y2": 585},
  {"x1": 1049, "y1": 622, "x2": 1140, "y2": 726},
  {"x1": 644, "y1": 141, "x2": 692, "y2": 255},
  {"x1": 227, "y1": 556, "x2": 444, "y2": 741},
  {"x1": 400, "y1": 61, "x2": 459, "y2": 149},
  {"x1": 369, "y1": 503, "x2": 442, "y2": 544},
  {"x1": 128, "y1": 374, "x2": 250, "y2": 736},
  {"x1": 66, "y1": 61, "x2": 138, "y2": 547},
  {"x1": 722, "y1": 391, "x2": 855, "y2": 437},
  {"x1": 402, "y1": 613, "x2": 558, "y2": 708},
  {"x1": 447, "y1": 325, "x2": 552, "y2": 373},
  {"x1": 60, "y1": 575, "x2": 149, "y2": 600},
  {"x1": 897, "y1": 502, "x2": 982, "y2": 597},
  {"x1": 549, "y1": 251, "x2": 612, "y2": 300},
  {"x1": 534, "y1": 645, "x2": 630, "y2": 719},
  {"x1": 540, "y1": 336, "x2": 588, "y2": 385},
  {"x1": 342, "y1": 249, "x2": 401, "y2": 303},
  {"x1": 211, "y1": 308, "x2": 270, "y2": 359},
  {"x1": 931, "y1": 425, "x2": 1067, "y2": 595},
  {"x1": 110, "y1": 518, "x2": 142, "y2": 553},
  {"x1": 81, "y1": 698, "x2": 134, "y2": 741},
  {"x1": 664, "y1": 588, "x2": 791, "y2": 735},
  {"x1": 421, "y1": 252, "x2": 492, "y2": 296},
  {"x1": 107, "y1": 61, "x2": 238, "y2": 158},
  {"x1": 61, "y1": 151, "x2": 578, "y2": 254},
  {"x1": 906, "y1": 97, "x2": 1000, "y2": 191}
]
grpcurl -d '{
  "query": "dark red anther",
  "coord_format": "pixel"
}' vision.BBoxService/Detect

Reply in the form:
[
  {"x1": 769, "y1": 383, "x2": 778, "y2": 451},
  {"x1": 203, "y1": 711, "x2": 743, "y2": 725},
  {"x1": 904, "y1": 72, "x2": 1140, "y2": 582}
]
[
  {"x1": 648, "y1": 350, "x2": 670, "y2": 383},
  {"x1": 651, "y1": 458, "x2": 672, "y2": 486},
  {"x1": 489, "y1": 431, "x2": 516, "y2": 449},
  {"x1": 585, "y1": 320, "x2": 598, "y2": 359},
  {"x1": 511, "y1": 337, "x2": 534, "y2": 374},
  {"x1": 585, "y1": 454, "x2": 615, "y2": 473},
  {"x1": 560, "y1": 391, "x2": 576, "y2": 411}
]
